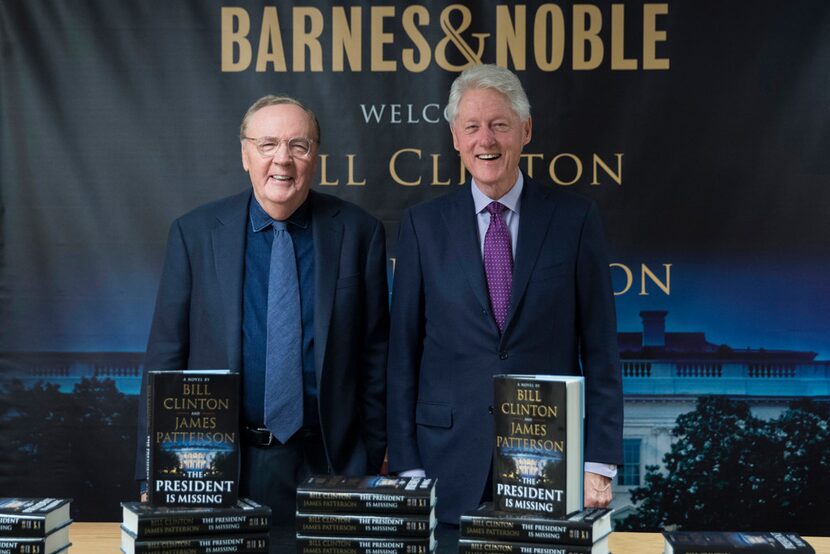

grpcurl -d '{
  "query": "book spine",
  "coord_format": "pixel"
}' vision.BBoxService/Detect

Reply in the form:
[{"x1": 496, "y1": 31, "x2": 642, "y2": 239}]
[
  {"x1": 296, "y1": 512, "x2": 432, "y2": 537},
  {"x1": 459, "y1": 539, "x2": 593, "y2": 554},
  {"x1": 0, "y1": 539, "x2": 44, "y2": 554},
  {"x1": 0, "y1": 516, "x2": 47, "y2": 538},
  {"x1": 296, "y1": 492, "x2": 431, "y2": 515},
  {"x1": 459, "y1": 517, "x2": 592, "y2": 546},
  {"x1": 136, "y1": 513, "x2": 270, "y2": 537},
  {"x1": 134, "y1": 534, "x2": 268, "y2": 553},
  {"x1": 296, "y1": 536, "x2": 431, "y2": 554}
]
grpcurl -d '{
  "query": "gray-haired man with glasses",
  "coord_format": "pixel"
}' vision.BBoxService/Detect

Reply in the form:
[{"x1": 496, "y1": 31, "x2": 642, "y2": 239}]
[{"x1": 136, "y1": 95, "x2": 389, "y2": 523}]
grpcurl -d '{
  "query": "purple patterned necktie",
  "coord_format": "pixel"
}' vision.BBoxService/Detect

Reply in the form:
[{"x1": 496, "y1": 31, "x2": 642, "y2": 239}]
[{"x1": 484, "y1": 201, "x2": 513, "y2": 334}]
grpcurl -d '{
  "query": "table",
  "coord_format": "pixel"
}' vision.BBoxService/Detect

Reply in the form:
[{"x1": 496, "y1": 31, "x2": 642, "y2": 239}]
[{"x1": 70, "y1": 522, "x2": 830, "y2": 553}]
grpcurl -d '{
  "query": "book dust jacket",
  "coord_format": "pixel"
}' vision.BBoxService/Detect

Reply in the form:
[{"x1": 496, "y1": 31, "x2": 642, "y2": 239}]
[
  {"x1": 147, "y1": 370, "x2": 240, "y2": 507},
  {"x1": 493, "y1": 375, "x2": 584, "y2": 517}
]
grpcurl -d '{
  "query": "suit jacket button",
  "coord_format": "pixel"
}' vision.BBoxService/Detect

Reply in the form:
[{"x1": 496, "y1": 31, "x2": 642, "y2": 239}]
[
  {"x1": 499, "y1": 351, "x2": 508, "y2": 360},
  {"x1": 488, "y1": 405, "x2": 494, "y2": 414}
]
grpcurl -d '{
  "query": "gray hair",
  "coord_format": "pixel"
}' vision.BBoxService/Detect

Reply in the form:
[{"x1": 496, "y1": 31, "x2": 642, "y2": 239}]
[
  {"x1": 446, "y1": 64, "x2": 531, "y2": 124},
  {"x1": 239, "y1": 95, "x2": 321, "y2": 144}
]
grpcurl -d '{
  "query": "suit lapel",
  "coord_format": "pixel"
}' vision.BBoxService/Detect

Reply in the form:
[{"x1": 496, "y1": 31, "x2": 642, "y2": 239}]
[
  {"x1": 502, "y1": 178, "x2": 556, "y2": 339},
  {"x1": 441, "y1": 189, "x2": 494, "y2": 327},
  {"x1": 311, "y1": 191, "x2": 343, "y2": 383},
  {"x1": 211, "y1": 190, "x2": 250, "y2": 372}
]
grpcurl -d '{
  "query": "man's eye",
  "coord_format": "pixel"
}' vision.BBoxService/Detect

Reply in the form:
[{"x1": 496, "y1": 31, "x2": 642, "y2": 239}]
[{"x1": 260, "y1": 142, "x2": 277, "y2": 150}]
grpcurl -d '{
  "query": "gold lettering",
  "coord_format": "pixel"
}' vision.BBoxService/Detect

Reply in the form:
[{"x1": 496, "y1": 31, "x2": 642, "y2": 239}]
[
  {"x1": 592, "y1": 153, "x2": 623, "y2": 185},
  {"x1": 611, "y1": 4, "x2": 637, "y2": 70},
  {"x1": 496, "y1": 5, "x2": 526, "y2": 70},
  {"x1": 319, "y1": 154, "x2": 339, "y2": 186},
  {"x1": 431, "y1": 154, "x2": 451, "y2": 185},
  {"x1": 549, "y1": 153, "x2": 582, "y2": 186},
  {"x1": 293, "y1": 7, "x2": 324, "y2": 72},
  {"x1": 520, "y1": 153, "x2": 545, "y2": 178},
  {"x1": 533, "y1": 4, "x2": 565, "y2": 72},
  {"x1": 346, "y1": 154, "x2": 366, "y2": 185},
  {"x1": 643, "y1": 4, "x2": 670, "y2": 70},
  {"x1": 371, "y1": 6, "x2": 396, "y2": 72},
  {"x1": 255, "y1": 7, "x2": 287, "y2": 72},
  {"x1": 640, "y1": 263, "x2": 671, "y2": 295},
  {"x1": 402, "y1": 6, "x2": 431, "y2": 72},
  {"x1": 573, "y1": 5, "x2": 603, "y2": 70},
  {"x1": 221, "y1": 8, "x2": 252, "y2": 72},
  {"x1": 390, "y1": 148, "x2": 422, "y2": 186},
  {"x1": 332, "y1": 7, "x2": 362, "y2": 72}
]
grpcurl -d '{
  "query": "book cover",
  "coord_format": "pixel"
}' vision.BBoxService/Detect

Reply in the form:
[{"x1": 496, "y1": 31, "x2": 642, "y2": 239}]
[
  {"x1": 295, "y1": 534, "x2": 435, "y2": 554},
  {"x1": 0, "y1": 498, "x2": 72, "y2": 538},
  {"x1": 120, "y1": 529, "x2": 268, "y2": 554},
  {"x1": 663, "y1": 531, "x2": 815, "y2": 554},
  {"x1": 458, "y1": 534, "x2": 609, "y2": 554},
  {"x1": 296, "y1": 476, "x2": 436, "y2": 515},
  {"x1": 492, "y1": 375, "x2": 584, "y2": 517},
  {"x1": 146, "y1": 369, "x2": 240, "y2": 507},
  {"x1": 459, "y1": 504, "x2": 611, "y2": 546},
  {"x1": 296, "y1": 510, "x2": 435, "y2": 537},
  {"x1": 121, "y1": 497, "x2": 270, "y2": 537},
  {"x1": 0, "y1": 522, "x2": 71, "y2": 554}
]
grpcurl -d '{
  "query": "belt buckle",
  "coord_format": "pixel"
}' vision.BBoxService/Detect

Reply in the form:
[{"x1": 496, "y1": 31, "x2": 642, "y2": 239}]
[{"x1": 264, "y1": 430, "x2": 274, "y2": 446}]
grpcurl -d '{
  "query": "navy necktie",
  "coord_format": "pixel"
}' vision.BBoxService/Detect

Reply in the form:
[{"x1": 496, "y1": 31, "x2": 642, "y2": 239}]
[
  {"x1": 264, "y1": 220, "x2": 303, "y2": 443},
  {"x1": 484, "y1": 202, "x2": 513, "y2": 334}
]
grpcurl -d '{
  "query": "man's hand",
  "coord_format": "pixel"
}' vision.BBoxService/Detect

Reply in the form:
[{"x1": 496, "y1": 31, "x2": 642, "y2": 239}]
[{"x1": 584, "y1": 471, "x2": 612, "y2": 507}]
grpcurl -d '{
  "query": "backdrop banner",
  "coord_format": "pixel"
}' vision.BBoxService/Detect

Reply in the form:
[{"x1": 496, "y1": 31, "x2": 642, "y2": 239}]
[{"x1": 1, "y1": 1, "x2": 828, "y2": 527}]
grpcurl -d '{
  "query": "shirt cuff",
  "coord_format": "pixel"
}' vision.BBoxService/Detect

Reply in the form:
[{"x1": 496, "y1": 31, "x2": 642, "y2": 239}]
[
  {"x1": 398, "y1": 468, "x2": 427, "y2": 478},
  {"x1": 584, "y1": 462, "x2": 617, "y2": 479}
]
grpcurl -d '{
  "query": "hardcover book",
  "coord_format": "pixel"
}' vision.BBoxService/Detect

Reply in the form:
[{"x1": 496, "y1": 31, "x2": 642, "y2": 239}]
[
  {"x1": 458, "y1": 534, "x2": 609, "y2": 554},
  {"x1": 295, "y1": 510, "x2": 435, "y2": 537},
  {"x1": 120, "y1": 529, "x2": 268, "y2": 554},
  {"x1": 296, "y1": 476, "x2": 436, "y2": 515},
  {"x1": 295, "y1": 534, "x2": 435, "y2": 554},
  {"x1": 0, "y1": 498, "x2": 72, "y2": 538},
  {"x1": 0, "y1": 522, "x2": 71, "y2": 554},
  {"x1": 493, "y1": 375, "x2": 584, "y2": 517},
  {"x1": 663, "y1": 531, "x2": 815, "y2": 554},
  {"x1": 121, "y1": 497, "x2": 270, "y2": 537},
  {"x1": 145, "y1": 369, "x2": 240, "y2": 507},
  {"x1": 459, "y1": 504, "x2": 611, "y2": 546}
]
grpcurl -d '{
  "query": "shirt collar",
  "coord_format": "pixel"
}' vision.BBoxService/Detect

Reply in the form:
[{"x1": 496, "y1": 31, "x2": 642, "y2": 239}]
[
  {"x1": 249, "y1": 194, "x2": 311, "y2": 233},
  {"x1": 471, "y1": 172, "x2": 524, "y2": 215}
]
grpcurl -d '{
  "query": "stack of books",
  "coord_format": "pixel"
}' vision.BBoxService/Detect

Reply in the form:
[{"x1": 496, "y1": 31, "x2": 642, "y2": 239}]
[
  {"x1": 295, "y1": 475, "x2": 437, "y2": 554},
  {"x1": 119, "y1": 497, "x2": 271, "y2": 554},
  {"x1": 459, "y1": 503, "x2": 613, "y2": 554},
  {"x1": 0, "y1": 498, "x2": 72, "y2": 554}
]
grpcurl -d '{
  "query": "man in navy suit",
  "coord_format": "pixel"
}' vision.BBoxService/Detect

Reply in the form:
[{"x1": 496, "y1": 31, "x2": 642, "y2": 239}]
[
  {"x1": 387, "y1": 65, "x2": 622, "y2": 524},
  {"x1": 136, "y1": 96, "x2": 388, "y2": 522}
]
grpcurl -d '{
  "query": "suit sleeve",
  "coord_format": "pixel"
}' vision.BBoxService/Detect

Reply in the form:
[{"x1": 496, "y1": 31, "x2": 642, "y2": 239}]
[
  {"x1": 575, "y1": 202, "x2": 624, "y2": 466},
  {"x1": 359, "y1": 219, "x2": 390, "y2": 473},
  {"x1": 134, "y1": 219, "x2": 193, "y2": 480},
  {"x1": 386, "y1": 208, "x2": 426, "y2": 473}
]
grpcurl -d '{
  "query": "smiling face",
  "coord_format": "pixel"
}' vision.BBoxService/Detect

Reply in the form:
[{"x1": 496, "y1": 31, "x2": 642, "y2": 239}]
[
  {"x1": 241, "y1": 103, "x2": 318, "y2": 220},
  {"x1": 450, "y1": 87, "x2": 532, "y2": 200}
]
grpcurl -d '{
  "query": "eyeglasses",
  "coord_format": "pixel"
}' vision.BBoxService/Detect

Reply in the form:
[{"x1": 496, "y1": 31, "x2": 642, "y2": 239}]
[{"x1": 243, "y1": 136, "x2": 316, "y2": 159}]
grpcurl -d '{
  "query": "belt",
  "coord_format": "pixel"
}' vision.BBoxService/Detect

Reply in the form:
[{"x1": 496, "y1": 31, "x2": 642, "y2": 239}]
[{"x1": 242, "y1": 426, "x2": 320, "y2": 447}]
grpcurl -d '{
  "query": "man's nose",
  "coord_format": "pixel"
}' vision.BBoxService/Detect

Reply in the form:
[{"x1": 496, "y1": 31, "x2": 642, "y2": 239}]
[{"x1": 271, "y1": 141, "x2": 293, "y2": 164}]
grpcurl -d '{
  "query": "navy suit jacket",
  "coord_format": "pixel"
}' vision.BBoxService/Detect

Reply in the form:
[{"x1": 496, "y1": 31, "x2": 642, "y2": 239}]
[
  {"x1": 386, "y1": 176, "x2": 622, "y2": 523},
  {"x1": 135, "y1": 189, "x2": 389, "y2": 480}
]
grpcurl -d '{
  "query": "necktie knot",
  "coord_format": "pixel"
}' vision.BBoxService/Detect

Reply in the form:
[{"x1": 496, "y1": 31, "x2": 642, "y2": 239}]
[
  {"x1": 272, "y1": 220, "x2": 288, "y2": 233},
  {"x1": 486, "y1": 201, "x2": 505, "y2": 218}
]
